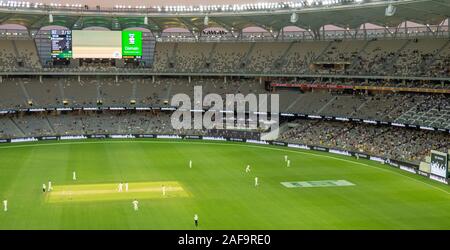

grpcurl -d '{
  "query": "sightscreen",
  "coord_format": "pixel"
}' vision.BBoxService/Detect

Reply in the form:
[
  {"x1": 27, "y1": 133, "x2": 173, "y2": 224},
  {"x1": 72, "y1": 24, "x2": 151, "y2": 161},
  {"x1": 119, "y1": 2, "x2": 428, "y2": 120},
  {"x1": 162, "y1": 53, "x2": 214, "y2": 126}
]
[
  {"x1": 72, "y1": 30, "x2": 122, "y2": 59},
  {"x1": 51, "y1": 30, "x2": 72, "y2": 59}
]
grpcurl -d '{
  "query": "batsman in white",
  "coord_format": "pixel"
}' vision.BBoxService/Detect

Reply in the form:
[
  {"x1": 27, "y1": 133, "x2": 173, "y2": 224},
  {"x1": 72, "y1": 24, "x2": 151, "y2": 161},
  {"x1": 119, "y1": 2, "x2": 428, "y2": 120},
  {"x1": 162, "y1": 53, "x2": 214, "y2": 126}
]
[
  {"x1": 245, "y1": 165, "x2": 251, "y2": 173},
  {"x1": 132, "y1": 199, "x2": 139, "y2": 211},
  {"x1": 189, "y1": 160, "x2": 192, "y2": 168},
  {"x1": 73, "y1": 171, "x2": 77, "y2": 181},
  {"x1": 254, "y1": 177, "x2": 259, "y2": 187},
  {"x1": 125, "y1": 183, "x2": 129, "y2": 192},
  {"x1": 48, "y1": 181, "x2": 52, "y2": 192},
  {"x1": 287, "y1": 159, "x2": 291, "y2": 167},
  {"x1": 162, "y1": 185, "x2": 166, "y2": 196},
  {"x1": 3, "y1": 199, "x2": 7, "y2": 212},
  {"x1": 118, "y1": 182, "x2": 123, "y2": 192}
]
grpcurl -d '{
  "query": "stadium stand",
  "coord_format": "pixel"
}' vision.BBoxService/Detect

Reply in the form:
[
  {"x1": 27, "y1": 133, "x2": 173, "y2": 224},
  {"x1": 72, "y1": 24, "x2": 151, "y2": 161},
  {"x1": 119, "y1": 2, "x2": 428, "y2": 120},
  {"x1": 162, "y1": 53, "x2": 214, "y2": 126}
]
[
  {"x1": 280, "y1": 119, "x2": 449, "y2": 164},
  {"x1": 0, "y1": 1, "x2": 448, "y2": 172}
]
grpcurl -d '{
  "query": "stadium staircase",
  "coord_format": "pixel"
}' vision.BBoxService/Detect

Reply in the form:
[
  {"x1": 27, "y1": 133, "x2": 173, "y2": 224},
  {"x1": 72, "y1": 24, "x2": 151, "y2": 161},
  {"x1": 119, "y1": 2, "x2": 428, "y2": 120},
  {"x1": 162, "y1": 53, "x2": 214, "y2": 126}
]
[
  {"x1": 316, "y1": 96, "x2": 337, "y2": 114},
  {"x1": 168, "y1": 43, "x2": 179, "y2": 67},
  {"x1": 31, "y1": 38, "x2": 43, "y2": 68},
  {"x1": 237, "y1": 43, "x2": 256, "y2": 71},
  {"x1": 19, "y1": 82, "x2": 32, "y2": 104},
  {"x1": 96, "y1": 83, "x2": 102, "y2": 104},
  {"x1": 58, "y1": 81, "x2": 66, "y2": 103},
  {"x1": 206, "y1": 43, "x2": 218, "y2": 69},
  {"x1": 8, "y1": 117, "x2": 26, "y2": 137},
  {"x1": 284, "y1": 95, "x2": 304, "y2": 113},
  {"x1": 421, "y1": 39, "x2": 450, "y2": 71},
  {"x1": 261, "y1": 121, "x2": 290, "y2": 141},
  {"x1": 385, "y1": 39, "x2": 412, "y2": 74},
  {"x1": 348, "y1": 40, "x2": 372, "y2": 71},
  {"x1": 312, "y1": 41, "x2": 334, "y2": 62},
  {"x1": 44, "y1": 116, "x2": 56, "y2": 134},
  {"x1": 131, "y1": 82, "x2": 137, "y2": 102},
  {"x1": 350, "y1": 100, "x2": 369, "y2": 117},
  {"x1": 11, "y1": 40, "x2": 20, "y2": 59},
  {"x1": 394, "y1": 103, "x2": 450, "y2": 129},
  {"x1": 273, "y1": 41, "x2": 296, "y2": 70}
]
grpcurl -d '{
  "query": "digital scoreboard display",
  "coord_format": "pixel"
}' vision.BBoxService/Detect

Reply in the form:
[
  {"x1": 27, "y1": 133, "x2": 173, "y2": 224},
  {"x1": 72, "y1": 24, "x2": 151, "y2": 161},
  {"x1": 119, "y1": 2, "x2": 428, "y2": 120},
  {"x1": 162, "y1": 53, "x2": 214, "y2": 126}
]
[
  {"x1": 51, "y1": 30, "x2": 72, "y2": 59},
  {"x1": 122, "y1": 31, "x2": 142, "y2": 58},
  {"x1": 53, "y1": 30, "x2": 144, "y2": 59}
]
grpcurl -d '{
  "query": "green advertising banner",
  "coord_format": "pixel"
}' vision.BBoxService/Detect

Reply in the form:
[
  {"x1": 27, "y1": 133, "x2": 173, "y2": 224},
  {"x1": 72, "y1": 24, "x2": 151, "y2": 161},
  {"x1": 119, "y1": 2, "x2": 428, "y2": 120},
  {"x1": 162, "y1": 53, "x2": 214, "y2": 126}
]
[{"x1": 122, "y1": 31, "x2": 142, "y2": 57}]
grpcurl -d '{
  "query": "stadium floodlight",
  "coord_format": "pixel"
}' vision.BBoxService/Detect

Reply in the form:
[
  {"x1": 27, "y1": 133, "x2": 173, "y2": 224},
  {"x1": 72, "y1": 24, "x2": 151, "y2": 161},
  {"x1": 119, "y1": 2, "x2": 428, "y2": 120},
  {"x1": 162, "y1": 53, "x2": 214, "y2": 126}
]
[
  {"x1": 204, "y1": 15, "x2": 209, "y2": 26},
  {"x1": 290, "y1": 12, "x2": 298, "y2": 23},
  {"x1": 385, "y1": 4, "x2": 396, "y2": 17},
  {"x1": 48, "y1": 13, "x2": 53, "y2": 23}
]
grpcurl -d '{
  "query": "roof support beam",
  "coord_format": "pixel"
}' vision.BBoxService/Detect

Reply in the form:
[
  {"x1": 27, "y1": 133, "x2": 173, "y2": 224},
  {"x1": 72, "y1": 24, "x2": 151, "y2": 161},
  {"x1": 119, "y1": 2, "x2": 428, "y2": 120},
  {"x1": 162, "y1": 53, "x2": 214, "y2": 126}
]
[
  {"x1": 0, "y1": 13, "x2": 15, "y2": 24},
  {"x1": 176, "y1": 17, "x2": 201, "y2": 33},
  {"x1": 72, "y1": 16, "x2": 84, "y2": 29}
]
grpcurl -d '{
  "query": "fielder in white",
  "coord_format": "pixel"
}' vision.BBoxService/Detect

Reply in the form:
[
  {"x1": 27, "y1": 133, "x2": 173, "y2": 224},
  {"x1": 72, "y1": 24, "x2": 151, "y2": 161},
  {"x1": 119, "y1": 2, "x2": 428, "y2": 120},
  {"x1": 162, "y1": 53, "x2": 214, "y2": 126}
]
[
  {"x1": 245, "y1": 165, "x2": 251, "y2": 173},
  {"x1": 42, "y1": 183, "x2": 46, "y2": 193},
  {"x1": 48, "y1": 181, "x2": 52, "y2": 192},
  {"x1": 194, "y1": 214, "x2": 199, "y2": 227},
  {"x1": 254, "y1": 177, "x2": 259, "y2": 187},
  {"x1": 125, "y1": 183, "x2": 129, "y2": 192},
  {"x1": 287, "y1": 160, "x2": 291, "y2": 167},
  {"x1": 189, "y1": 160, "x2": 192, "y2": 168},
  {"x1": 162, "y1": 185, "x2": 166, "y2": 196},
  {"x1": 284, "y1": 155, "x2": 288, "y2": 162},
  {"x1": 118, "y1": 182, "x2": 123, "y2": 192},
  {"x1": 3, "y1": 200, "x2": 7, "y2": 212},
  {"x1": 73, "y1": 171, "x2": 77, "y2": 181},
  {"x1": 132, "y1": 199, "x2": 139, "y2": 211}
]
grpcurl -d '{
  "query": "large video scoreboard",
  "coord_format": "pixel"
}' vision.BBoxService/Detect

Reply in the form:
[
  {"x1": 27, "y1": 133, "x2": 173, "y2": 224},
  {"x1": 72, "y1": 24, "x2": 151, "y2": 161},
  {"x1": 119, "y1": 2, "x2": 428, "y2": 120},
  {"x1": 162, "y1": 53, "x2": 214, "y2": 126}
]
[
  {"x1": 51, "y1": 30, "x2": 72, "y2": 59},
  {"x1": 122, "y1": 31, "x2": 142, "y2": 58},
  {"x1": 51, "y1": 30, "x2": 143, "y2": 59}
]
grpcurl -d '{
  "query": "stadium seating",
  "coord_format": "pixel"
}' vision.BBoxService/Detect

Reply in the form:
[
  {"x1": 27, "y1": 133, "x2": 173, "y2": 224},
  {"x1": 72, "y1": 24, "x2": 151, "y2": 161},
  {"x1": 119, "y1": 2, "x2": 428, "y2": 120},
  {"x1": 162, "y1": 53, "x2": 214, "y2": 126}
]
[
  {"x1": 0, "y1": 38, "x2": 449, "y2": 77},
  {"x1": 0, "y1": 77, "x2": 448, "y2": 130},
  {"x1": 280, "y1": 119, "x2": 449, "y2": 164}
]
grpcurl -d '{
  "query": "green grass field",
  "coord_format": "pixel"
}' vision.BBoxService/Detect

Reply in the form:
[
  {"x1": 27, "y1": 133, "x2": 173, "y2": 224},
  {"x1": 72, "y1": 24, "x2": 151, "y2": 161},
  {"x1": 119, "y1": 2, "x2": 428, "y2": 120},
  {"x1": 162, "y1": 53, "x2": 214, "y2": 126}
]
[{"x1": 0, "y1": 139, "x2": 449, "y2": 230}]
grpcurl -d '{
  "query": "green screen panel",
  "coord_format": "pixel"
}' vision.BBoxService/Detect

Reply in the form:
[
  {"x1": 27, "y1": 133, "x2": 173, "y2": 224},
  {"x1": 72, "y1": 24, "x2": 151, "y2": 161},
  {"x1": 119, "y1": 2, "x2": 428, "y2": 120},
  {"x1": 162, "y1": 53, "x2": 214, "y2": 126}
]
[{"x1": 122, "y1": 31, "x2": 142, "y2": 57}]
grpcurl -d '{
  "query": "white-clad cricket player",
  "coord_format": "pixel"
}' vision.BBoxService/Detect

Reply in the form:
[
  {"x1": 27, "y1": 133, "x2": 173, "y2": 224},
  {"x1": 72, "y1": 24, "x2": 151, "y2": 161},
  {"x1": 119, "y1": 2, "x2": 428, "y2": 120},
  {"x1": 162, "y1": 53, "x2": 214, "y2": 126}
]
[
  {"x1": 162, "y1": 185, "x2": 166, "y2": 196},
  {"x1": 3, "y1": 200, "x2": 7, "y2": 212},
  {"x1": 356, "y1": 154, "x2": 360, "y2": 160},
  {"x1": 284, "y1": 155, "x2": 288, "y2": 162},
  {"x1": 48, "y1": 181, "x2": 52, "y2": 192},
  {"x1": 73, "y1": 171, "x2": 77, "y2": 181},
  {"x1": 118, "y1": 182, "x2": 123, "y2": 192},
  {"x1": 287, "y1": 160, "x2": 290, "y2": 167},
  {"x1": 194, "y1": 214, "x2": 199, "y2": 227},
  {"x1": 254, "y1": 177, "x2": 259, "y2": 187},
  {"x1": 245, "y1": 165, "x2": 251, "y2": 173},
  {"x1": 132, "y1": 199, "x2": 139, "y2": 211},
  {"x1": 189, "y1": 160, "x2": 192, "y2": 168},
  {"x1": 42, "y1": 183, "x2": 46, "y2": 193},
  {"x1": 125, "y1": 183, "x2": 129, "y2": 192}
]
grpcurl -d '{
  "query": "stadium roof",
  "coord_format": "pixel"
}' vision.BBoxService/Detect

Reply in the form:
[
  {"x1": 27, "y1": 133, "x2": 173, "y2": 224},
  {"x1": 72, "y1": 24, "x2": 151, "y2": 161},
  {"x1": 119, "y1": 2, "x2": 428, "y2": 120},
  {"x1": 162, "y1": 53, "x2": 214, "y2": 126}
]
[{"x1": 0, "y1": 0, "x2": 447, "y2": 32}]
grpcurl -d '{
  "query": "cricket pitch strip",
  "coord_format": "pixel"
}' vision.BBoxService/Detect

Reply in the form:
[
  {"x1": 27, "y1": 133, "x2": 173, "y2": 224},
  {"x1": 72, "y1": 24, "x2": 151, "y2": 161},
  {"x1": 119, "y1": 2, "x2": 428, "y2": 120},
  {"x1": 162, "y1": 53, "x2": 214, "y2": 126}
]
[{"x1": 46, "y1": 181, "x2": 190, "y2": 203}]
